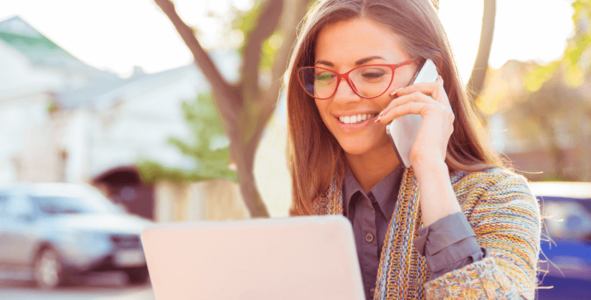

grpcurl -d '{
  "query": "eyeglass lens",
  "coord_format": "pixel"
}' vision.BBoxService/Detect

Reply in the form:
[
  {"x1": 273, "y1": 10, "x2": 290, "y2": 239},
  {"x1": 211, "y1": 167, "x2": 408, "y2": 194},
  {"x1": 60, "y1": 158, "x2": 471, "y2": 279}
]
[{"x1": 298, "y1": 66, "x2": 393, "y2": 99}]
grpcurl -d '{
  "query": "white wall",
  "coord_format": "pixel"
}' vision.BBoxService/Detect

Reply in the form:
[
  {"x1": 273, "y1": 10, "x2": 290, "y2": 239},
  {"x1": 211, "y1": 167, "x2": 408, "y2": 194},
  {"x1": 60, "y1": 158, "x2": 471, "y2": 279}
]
[
  {"x1": 0, "y1": 93, "x2": 51, "y2": 183},
  {"x1": 0, "y1": 39, "x2": 106, "y2": 184},
  {"x1": 0, "y1": 41, "x2": 66, "y2": 100},
  {"x1": 86, "y1": 66, "x2": 207, "y2": 177}
]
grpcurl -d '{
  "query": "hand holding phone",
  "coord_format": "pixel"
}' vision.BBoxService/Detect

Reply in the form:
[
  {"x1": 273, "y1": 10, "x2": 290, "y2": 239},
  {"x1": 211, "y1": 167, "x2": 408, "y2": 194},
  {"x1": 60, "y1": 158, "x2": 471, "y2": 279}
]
[{"x1": 385, "y1": 59, "x2": 439, "y2": 168}]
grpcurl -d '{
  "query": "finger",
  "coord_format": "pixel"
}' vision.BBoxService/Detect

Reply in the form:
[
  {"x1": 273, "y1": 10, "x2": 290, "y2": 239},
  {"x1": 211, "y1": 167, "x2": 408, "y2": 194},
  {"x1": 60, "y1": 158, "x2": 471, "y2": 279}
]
[
  {"x1": 391, "y1": 76, "x2": 448, "y2": 105},
  {"x1": 377, "y1": 92, "x2": 436, "y2": 122},
  {"x1": 377, "y1": 101, "x2": 431, "y2": 124},
  {"x1": 391, "y1": 75, "x2": 443, "y2": 96}
]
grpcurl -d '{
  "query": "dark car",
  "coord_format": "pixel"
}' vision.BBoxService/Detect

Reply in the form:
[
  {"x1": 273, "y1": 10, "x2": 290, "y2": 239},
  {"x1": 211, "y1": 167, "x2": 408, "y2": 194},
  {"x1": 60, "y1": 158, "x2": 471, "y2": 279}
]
[
  {"x1": 0, "y1": 183, "x2": 152, "y2": 289},
  {"x1": 529, "y1": 182, "x2": 591, "y2": 299}
]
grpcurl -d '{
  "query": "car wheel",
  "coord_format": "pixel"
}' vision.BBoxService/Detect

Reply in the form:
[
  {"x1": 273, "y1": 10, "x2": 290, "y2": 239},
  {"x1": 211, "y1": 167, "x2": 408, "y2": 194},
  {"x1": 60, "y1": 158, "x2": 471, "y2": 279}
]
[
  {"x1": 125, "y1": 267, "x2": 149, "y2": 285},
  {"x1": 33, "y1": 248, "x2": 64, "y2": 290}
]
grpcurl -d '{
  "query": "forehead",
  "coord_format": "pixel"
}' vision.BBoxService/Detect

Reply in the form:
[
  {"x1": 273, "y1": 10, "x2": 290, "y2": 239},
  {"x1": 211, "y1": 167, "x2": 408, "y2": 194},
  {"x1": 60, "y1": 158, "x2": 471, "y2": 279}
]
[{"x1": 314, "y1": 17, "x2": 407, "y2": 67}]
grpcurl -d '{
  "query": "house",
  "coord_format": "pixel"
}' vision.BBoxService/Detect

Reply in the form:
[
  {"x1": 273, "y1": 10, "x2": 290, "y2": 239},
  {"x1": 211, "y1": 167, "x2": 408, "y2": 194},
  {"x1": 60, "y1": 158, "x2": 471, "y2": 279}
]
[
  {"x1": 0, "y1": 16, "x2": 115, "y2": 184},
  {"x1": 0, "y1": 16, "x2": 293, "y2": 221}
]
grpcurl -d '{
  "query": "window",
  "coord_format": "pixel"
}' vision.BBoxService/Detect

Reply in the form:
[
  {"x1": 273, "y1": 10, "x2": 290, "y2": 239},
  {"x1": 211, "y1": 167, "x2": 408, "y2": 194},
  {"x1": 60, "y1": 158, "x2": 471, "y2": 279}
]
[
  {"x1": 33, "y1": 196, "x2": 97, "y2": 214},
  {"x1": 0, "y1": 193, "x2": 8, "y2": 216},
  {"x1": 5, "y1": 194, "x2": 35, "y2": 217},
  {"x1": 542, "y1": 199, "x2": 591, "y2": 241}
]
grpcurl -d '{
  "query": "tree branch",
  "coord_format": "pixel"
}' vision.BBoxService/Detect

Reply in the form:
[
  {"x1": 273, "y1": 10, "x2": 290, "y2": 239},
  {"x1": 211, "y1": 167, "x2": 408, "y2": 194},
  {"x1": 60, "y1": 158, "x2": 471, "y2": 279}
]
[
  {"x1": 246, "y1": 0, "x2": 310, "y2": 157},
  {"x1": 467, "y1": 0, "x2": 496, "y2": 97},
  {"x1": 241, "y1": 0, "x2": 311, "y2": 176},
  {"x1": 154, "y1": 0, "x2": 240, "y2": 122},
  {"x1": 265, "y1": 0, "x2": 310, "y2": 106},
  {"x1": 241, "y1": 0, "x2": 284, "y2": 100}
]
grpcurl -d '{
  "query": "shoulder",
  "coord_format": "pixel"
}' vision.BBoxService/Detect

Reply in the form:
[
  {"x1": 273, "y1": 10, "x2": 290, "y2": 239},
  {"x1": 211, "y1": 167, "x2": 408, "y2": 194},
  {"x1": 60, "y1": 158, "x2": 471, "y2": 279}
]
[
  {"x1": 451, "y1": 167, "x2": 527, "y2": 187},
  {"x1": 451, "y1": 167, "x2": 538, "y2": 212},
  {"x1": 452, "y1": 167, "x2": 529, "y2": 195}
]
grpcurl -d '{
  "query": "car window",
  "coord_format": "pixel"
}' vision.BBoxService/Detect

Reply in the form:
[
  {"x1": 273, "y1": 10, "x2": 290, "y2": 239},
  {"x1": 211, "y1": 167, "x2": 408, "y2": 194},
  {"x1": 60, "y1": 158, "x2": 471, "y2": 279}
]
[
  {"x1": 0, "y1": 194, "x2": 8, "y2": 216},
  {"x1": 32, "y1": 194, "x2": 119, "y2": 215},
  {"x1": 33, "y1": 196, "x2": 97, "y2": 214},
  {"x1": 542, "y1": 198, "x2": 591, "y2": 241},
  {"x1": 5, "y1": 194, "x2": 35, "y2": 217},
  {"x1": 30, "y1": 184, "x2": 122, "y2": 214}
]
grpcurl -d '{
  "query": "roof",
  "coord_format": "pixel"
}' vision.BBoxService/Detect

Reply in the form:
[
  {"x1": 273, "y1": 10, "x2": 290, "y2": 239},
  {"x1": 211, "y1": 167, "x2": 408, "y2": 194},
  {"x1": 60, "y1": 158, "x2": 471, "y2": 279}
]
[
  {"x1": 55, "y1": 63, "x2": 200, "y2": 109},
  {"x1": 0, "y1": 16, "x2": 99, "y2": 72},
  {"x1": 529, "y1": 182, "x2": 591, "y2": 199}
]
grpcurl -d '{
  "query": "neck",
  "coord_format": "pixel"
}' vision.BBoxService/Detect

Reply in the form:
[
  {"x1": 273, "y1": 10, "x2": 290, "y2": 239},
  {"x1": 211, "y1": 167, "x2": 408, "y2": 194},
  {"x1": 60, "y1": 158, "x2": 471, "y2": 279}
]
[{"x1": 345, "y1": 143, "x2": 400, "y2": 193}]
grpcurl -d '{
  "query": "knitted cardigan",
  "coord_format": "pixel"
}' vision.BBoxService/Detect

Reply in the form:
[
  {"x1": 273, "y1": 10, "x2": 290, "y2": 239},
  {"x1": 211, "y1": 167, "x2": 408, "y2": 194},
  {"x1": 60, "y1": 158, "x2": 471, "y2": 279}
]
[{"x1": 313, "y1": 166, "x2": 541, "y2": 300}]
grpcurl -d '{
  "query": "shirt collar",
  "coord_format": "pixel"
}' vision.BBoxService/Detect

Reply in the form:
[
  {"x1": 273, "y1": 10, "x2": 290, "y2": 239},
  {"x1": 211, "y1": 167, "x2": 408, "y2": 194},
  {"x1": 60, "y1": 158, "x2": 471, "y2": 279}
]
[{"x1": 343, "y1": 164, "x2": 404, "y2": 220}]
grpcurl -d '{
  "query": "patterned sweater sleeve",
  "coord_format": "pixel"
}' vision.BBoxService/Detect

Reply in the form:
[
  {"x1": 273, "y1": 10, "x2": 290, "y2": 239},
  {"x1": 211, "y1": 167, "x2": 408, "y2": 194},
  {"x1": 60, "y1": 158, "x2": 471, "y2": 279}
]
[{"x1": 424, "y1": 172, "x2": 541, "y2": 300}]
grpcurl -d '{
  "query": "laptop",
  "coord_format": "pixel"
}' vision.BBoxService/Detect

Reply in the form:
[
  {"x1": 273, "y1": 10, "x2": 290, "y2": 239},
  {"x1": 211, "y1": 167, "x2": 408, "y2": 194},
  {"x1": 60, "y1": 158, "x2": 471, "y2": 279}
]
[{"x1": 141, "y1": 215, "x2": 365, "y2": 300}]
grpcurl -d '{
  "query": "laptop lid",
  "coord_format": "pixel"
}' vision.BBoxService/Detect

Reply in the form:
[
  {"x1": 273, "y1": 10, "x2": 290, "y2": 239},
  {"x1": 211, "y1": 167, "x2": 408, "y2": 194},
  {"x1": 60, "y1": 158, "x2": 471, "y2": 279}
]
[{"x1": 141, "y1": 215, "x2": 364, "y2": 300}]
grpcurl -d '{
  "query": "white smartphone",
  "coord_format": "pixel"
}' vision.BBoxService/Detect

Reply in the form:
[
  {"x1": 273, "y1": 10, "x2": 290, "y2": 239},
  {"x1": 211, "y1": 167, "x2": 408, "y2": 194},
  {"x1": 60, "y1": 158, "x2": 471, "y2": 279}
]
[{"x1": 385, "y1": 59, "x2": 439, "y2": 168}]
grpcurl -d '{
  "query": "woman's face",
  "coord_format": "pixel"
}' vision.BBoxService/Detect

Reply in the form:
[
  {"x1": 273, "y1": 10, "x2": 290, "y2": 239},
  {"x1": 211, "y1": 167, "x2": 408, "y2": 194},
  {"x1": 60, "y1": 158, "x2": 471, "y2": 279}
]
[{"x1": 314, "y1": 17, "x2": 418, "y2": 156}]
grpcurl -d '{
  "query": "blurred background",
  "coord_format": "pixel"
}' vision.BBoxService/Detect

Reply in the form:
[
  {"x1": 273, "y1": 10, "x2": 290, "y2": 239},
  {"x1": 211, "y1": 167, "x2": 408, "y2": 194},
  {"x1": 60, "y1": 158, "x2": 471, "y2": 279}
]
[{"x1": 0, "y1": 0, "x2": 590, "y2": 299}]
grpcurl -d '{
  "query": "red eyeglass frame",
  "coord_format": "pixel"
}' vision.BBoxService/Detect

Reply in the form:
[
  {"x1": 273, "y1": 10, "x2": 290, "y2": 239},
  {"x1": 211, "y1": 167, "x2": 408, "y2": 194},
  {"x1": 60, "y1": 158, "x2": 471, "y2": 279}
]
[{"x1": 297, "y1": 57, "x2": 416, "y2": 100}]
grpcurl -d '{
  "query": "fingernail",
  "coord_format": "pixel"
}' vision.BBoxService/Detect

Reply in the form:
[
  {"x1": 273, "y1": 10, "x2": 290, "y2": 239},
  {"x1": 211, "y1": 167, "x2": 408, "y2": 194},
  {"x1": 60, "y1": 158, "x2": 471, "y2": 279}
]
[
  {"x1": 374, "y1": 115, "x2": 382, "y2": 123},
  {"x1": 390, "y1": 87, "x2": 402, "y2": 96}
]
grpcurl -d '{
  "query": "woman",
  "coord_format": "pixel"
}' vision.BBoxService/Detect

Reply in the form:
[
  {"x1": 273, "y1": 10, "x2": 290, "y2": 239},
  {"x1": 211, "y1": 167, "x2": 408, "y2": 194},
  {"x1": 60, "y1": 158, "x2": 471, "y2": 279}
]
[{"x1": 286, "y1": 0, "x2": 541, "y2": 299}]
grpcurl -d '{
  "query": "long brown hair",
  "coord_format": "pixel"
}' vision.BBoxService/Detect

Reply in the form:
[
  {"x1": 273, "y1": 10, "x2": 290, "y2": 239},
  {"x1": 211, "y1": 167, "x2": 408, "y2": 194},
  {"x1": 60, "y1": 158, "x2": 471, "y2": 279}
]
[{"x1": 286, "y1": 0, "x2": 507, "y2": 215}]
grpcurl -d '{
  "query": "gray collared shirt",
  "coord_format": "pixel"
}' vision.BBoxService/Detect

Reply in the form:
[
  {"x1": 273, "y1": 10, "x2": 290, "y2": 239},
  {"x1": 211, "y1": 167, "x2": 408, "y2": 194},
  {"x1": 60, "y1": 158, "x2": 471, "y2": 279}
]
[{"x1": 343, "y1": 165, "x2": 485, "y2": 300}]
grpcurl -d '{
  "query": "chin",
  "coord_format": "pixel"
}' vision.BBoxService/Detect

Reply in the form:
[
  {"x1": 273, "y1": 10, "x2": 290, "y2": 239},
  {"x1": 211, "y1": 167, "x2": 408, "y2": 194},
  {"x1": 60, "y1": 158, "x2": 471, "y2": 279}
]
[
  {"x1": 340, "y1": 143, "x2": 372, "y2": 155},
  {"x1": 337, "y1": 136, "x2": 378, "y2": 155},
  {"x1": 336, "y1": 133, "x2": 392, "y2": 156}
]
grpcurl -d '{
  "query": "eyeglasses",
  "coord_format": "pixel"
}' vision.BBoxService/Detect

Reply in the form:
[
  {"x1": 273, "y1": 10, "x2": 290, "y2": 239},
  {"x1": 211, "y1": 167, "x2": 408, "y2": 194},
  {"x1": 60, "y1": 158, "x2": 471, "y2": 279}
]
[{"x1": 296, "y1": 58, "x2": 415, "y2": 100}]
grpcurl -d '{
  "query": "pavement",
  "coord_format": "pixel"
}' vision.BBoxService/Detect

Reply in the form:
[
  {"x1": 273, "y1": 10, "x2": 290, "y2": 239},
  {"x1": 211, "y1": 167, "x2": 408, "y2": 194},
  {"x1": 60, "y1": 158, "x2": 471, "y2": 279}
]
[{"x1": 0, "y1": 271, "x2": 155, "y2": 300}]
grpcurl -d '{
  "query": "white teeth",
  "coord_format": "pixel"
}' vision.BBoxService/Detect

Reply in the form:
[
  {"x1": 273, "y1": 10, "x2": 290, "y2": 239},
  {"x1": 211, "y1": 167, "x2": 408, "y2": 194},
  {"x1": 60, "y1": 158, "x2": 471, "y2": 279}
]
[{"x1": 338, "y1": 113, "x2": 376, "y2": 124}]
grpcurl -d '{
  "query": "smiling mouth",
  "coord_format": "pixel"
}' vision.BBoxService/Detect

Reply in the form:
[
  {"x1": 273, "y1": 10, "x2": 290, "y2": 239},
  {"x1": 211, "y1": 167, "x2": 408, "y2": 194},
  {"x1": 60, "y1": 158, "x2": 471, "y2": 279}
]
[{"x1": 337, "y1": 113, "x2": 378, "y2": 124}]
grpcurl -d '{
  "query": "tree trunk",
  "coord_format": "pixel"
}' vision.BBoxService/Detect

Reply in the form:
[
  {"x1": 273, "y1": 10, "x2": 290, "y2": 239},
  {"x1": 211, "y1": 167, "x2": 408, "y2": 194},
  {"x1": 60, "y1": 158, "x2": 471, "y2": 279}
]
[
  {"x1": 468, "y1": 0, "x2": 496, "y2": 96},
  {"x1": 467, "y1": 0, "x2": 497, "y2": 126},
  {"x1": 228, "y1": 114, "x2": 270, "y2": 217},
  {"x1": 155, "y1": 0, "x2": 310, "y2": 218}
]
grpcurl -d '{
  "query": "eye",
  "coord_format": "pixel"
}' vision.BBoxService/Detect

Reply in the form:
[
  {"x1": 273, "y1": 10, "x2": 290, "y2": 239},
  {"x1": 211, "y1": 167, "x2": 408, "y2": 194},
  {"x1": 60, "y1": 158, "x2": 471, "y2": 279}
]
[
  {"x1": 315, "y1": 71, "x2": 335, "y2": 82},
  {"x1": 361, "y1": 69, "x2": 386, "y2": 79}
]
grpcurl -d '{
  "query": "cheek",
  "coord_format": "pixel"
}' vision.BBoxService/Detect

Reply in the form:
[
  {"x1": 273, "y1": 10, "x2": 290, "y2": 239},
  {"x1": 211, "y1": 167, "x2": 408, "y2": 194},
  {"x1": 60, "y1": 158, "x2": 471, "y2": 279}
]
[
  {"x1": 391, "y1": 65, "x2": 417, "y2": 90},
  {"x1": 374, "y1": 95, "x2": 394, "y2": 111},
  {"x1": 314, "y1": 100, "x2": 331, "y2": 123}
]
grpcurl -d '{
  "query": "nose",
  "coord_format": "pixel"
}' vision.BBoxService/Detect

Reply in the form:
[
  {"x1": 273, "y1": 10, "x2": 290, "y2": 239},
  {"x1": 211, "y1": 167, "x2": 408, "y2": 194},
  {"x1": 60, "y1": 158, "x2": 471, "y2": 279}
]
[{"x1": 333, "y1": 77, "x2": 361, "y2": 104}]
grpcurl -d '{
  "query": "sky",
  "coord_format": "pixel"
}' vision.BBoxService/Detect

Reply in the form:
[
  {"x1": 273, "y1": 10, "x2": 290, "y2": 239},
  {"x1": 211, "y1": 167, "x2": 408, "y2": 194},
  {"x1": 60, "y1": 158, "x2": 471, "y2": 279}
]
[{"x1": 0, "y1": 0, "x2": 576, "y2": 81}]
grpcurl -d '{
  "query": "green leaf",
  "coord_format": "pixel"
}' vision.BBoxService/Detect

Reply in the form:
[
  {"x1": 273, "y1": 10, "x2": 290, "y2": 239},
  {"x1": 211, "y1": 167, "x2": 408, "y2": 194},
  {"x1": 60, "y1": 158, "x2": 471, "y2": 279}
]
[
  {"x1": 525, "y1": 0, "x2": 591, "y2": 91},
  {"x1": 136, "y1": 92, "x2": 237, "y2": 184}
]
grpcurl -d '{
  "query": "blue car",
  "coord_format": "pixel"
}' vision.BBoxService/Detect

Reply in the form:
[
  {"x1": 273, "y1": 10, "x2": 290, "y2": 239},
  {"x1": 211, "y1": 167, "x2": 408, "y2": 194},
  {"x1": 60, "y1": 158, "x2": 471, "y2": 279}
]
[
  {"x1": 0, "y1": 183, "x2": 152, "y2": 289},
  {"x1": 529, "y1": 182, "x2": 591, "y2": 299}
]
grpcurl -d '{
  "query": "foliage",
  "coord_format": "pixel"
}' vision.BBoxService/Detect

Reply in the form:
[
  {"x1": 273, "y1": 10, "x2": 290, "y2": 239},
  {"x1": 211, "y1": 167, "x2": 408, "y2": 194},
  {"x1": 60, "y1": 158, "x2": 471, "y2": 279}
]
[
  {"x1": 484, "y1": 61, "x2": 590, "y2": 180},
  {"x1": 137, "y1": 93, "x2": 237, "y2": 184},
  {"x1": 525, "y1": 0, "x2": 591, "y2": 92},
  {"x1": 231, "y1": 0, "x2": 282, "y2": 72},
  {"x1": 477, "y1": 0, "x2": 591, "y2": 181},
  {"x1": 155, "y1": 0, "x2": 311, "y2": 217},
  {"x1": 232, "y1": 0, "x2": 264, "y2": 41}
]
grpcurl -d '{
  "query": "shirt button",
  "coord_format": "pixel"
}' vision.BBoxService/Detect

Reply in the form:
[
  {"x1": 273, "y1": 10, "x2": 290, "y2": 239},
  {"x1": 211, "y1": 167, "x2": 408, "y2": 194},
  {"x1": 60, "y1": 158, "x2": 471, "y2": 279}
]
[
  {"x1": 365, "y1": 233, "x2": 374, "y2": 243},
  {"x1": 370, "y1": 288, "x2": 375, "y2": 298}
]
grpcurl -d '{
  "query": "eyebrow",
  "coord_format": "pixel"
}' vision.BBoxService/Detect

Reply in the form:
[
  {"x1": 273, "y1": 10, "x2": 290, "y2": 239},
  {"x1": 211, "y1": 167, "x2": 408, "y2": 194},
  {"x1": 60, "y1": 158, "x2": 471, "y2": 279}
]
[{"x1": 315, "y1": 56, "x2": 386, "y2": 67}]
